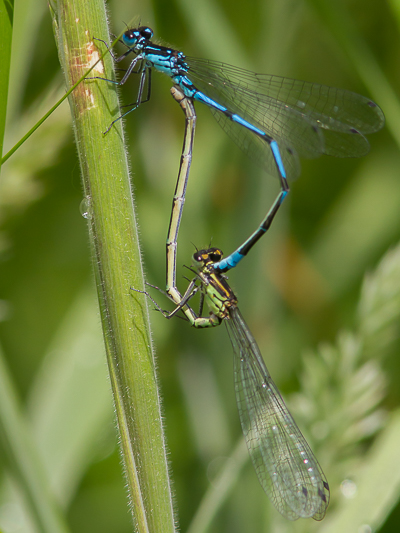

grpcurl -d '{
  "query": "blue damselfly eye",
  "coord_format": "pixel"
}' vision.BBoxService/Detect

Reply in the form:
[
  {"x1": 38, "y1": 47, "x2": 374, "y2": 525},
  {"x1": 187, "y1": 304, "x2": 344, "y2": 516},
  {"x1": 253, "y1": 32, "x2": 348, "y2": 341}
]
[
  {"x1": 140, "y1": 26, "x2": 153, "y2": 40},
  {"x1": 123, "y1": 30, "x2": 140, "y2": 47}
]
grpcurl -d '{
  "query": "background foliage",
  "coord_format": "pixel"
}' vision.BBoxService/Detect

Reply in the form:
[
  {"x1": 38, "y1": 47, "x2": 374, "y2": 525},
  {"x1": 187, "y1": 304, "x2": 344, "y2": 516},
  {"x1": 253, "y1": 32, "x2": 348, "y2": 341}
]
[{"x1": 1, "y1": 0, "x2": 399, "y2": 532}]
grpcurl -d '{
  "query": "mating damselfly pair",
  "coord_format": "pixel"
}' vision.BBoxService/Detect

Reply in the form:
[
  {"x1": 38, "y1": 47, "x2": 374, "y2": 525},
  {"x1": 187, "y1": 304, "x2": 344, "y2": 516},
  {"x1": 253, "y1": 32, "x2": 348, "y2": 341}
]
[{"x1": 88, "y1": 23, "x2": 383, "y2": 521}]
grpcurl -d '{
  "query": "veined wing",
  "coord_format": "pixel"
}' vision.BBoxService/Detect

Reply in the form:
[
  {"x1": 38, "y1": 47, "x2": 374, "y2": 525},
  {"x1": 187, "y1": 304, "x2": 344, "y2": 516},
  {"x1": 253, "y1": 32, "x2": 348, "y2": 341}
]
[
  {"x1": 185, "y1": 57, "x2": 384, "y2": 178},
  {"x1": 226, "y1": 306, "x2": 329, "y2": 520}
]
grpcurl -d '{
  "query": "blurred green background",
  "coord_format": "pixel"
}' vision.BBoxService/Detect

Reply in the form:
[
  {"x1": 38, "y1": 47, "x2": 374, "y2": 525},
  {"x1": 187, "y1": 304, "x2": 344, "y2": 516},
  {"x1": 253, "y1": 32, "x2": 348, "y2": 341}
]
[{"x1": 1, "y1": 0, "x2": 400, "y2": 531}]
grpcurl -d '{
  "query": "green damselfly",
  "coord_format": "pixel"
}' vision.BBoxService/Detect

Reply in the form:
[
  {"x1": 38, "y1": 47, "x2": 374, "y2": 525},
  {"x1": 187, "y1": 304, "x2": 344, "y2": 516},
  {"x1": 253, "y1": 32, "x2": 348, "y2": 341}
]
[{"x1": 147, "y1": 246, "x2": 330, "y2": 521}]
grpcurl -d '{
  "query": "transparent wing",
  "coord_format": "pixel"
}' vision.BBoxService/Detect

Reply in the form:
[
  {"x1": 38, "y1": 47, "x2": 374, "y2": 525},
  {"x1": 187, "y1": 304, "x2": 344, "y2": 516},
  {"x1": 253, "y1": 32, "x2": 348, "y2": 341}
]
[
  {"x1": 226, "y1": 306, "x2": 329, "y2": 520},
  {"x1": 186, "y1": 57, "x2": 384, "y2": 179}
]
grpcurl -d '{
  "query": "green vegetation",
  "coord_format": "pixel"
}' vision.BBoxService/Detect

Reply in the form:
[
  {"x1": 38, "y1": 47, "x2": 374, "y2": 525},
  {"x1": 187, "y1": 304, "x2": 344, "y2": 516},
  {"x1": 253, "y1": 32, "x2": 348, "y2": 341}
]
[{"x1": 0, "y1": 0, "x2": 398, "y2": 532}]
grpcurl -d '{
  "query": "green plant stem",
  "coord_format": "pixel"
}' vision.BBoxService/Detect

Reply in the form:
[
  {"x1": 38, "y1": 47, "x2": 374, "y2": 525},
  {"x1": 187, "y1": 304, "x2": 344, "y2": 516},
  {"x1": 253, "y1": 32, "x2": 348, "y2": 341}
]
[
  {"x1": 0, "y1": 0, "x2": 14, "y2": 165},
  {"x1": 1, "y1": 21, "x2": 122, "y2": 166},
  {"x1": 52, "y1": 1, "x2": 176, "y2": 532}
]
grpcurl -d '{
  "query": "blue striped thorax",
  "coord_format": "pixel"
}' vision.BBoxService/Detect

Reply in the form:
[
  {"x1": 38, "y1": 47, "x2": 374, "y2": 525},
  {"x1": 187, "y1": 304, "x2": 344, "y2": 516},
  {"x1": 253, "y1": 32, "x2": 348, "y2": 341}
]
[{"x1": 122, "y1": 26, "x2": 190, "y2": 79}]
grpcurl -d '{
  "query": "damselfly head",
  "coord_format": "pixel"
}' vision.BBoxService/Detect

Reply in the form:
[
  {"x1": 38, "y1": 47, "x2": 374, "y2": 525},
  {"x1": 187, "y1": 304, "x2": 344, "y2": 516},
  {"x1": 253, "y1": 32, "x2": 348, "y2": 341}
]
[
  {"x1": 123, "y1": 26, "x2": 153, "y2": 51},
  {"x1": 192, "y1": 248, "x2": 224, "y2": 267}
]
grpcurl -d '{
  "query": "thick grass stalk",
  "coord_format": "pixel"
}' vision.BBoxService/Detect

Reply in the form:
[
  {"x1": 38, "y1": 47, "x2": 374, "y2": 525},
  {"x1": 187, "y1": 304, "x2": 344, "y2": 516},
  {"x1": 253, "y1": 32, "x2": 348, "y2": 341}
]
[{"x1": 52, "y1": 1, "x2": 176, "y2": 532}]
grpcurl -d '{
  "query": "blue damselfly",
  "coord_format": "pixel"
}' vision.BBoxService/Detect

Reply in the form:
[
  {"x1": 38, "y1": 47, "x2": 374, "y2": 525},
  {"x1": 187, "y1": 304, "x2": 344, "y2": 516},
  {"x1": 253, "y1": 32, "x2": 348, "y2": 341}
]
[{"x1": 89, "y1": 25, "x2": 384, "y2": 295}]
